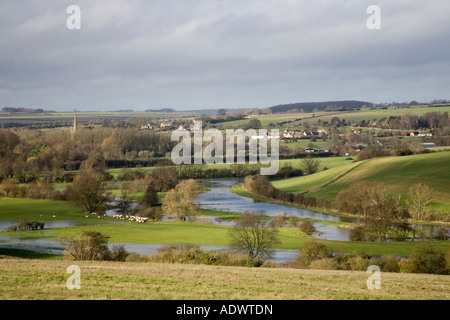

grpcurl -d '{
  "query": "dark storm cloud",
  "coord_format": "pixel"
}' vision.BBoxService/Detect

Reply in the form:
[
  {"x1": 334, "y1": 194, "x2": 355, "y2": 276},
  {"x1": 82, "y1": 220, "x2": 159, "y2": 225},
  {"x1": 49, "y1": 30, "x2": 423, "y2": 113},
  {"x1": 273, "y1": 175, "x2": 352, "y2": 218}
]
[{"x1": 0, "y1": 0, "x2": 449, "y2": 110}]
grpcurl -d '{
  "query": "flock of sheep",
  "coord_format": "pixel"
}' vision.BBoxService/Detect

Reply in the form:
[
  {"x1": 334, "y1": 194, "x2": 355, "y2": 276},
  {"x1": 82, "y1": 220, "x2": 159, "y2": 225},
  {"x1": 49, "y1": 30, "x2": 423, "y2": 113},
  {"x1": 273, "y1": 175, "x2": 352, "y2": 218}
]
[{"x1": 112, "y1": 214, "x2": 149, "y2": 223}]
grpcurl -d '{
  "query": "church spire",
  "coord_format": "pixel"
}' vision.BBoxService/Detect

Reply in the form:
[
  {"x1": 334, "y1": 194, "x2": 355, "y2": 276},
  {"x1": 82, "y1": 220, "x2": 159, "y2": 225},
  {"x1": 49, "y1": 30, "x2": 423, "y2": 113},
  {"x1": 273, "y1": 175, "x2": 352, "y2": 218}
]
[{"x1": 72, "y1": 109, "x2": 77, "y2": 135}]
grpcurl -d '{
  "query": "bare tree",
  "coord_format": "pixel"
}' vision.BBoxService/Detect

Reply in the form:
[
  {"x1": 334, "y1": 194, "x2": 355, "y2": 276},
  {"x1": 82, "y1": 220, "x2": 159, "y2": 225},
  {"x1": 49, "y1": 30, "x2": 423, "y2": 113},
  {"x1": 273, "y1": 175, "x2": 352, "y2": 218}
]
[
  {"x1": 364, "y1": 182, "x2": 410, "y2": 242},
  {"x1": 301, "y1": 156, "x2": 321, "y2": 174},
  {"x1": 336, "y1": 181, "x2": 411, "y2": 241},
  {"x1": 117, "y1": 182, "x2": 133, "y2": 215},
  {"x1": 162, "y1": 179, "x2": 200, "y2": 221},
  {"x1": 407, "y1": 183, "x2": 435, "y2": 221},
  {"x1": 407, "y1": 183, "x2": 436, "y2": 239},
  {"x1": 68, "y1": 170, "x2": 107, "y2": 214},
  {"x1": 141, "y1": 177, "x2": 159, "y2": 208},
  {"x1": 229, "y1": 211, "x2": 280, "y2": 260}
]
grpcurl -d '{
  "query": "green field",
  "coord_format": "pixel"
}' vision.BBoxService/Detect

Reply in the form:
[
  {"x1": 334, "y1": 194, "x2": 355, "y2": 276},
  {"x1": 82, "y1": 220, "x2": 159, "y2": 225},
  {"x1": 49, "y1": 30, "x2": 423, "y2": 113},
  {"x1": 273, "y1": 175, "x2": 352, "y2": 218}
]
[
  {"x1": 273, "y1": 161, "x2": 361, "y2": 193},
  {"x1": 281, "y1": 139, "x2": 329, "y2": 149},
  {"x1": 0, "y1": 258, "x2": 448, "y2": 300},
  {"x1": 215, "y1": 112, "x2": 325, "y2": 128},
  {"x1": 2, "y1": 218, "x2": 449, "y2": 257},
  {"x1": 1, "y1": 152, "x2": 449, "y2": 260},
  {"x1": 308, "y1": 106, "x2": 450, "y2": 124},
  {"x1": 0, "y1": 199, "x2": 117, "y2": 226},
  {"x1": 273, "y1": 152, "x2": 450, "y2": 213},
  {"x1": 214, "y1": 105, "x2": 450, "y2": 129}
]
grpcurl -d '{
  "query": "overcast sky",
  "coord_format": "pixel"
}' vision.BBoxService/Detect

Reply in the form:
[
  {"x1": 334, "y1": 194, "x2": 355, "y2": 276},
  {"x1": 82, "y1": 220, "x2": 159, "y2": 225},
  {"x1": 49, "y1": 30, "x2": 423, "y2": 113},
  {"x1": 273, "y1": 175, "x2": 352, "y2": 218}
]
[{"x1": 1, "y1": 0, "x2": 449, "y2": 111}]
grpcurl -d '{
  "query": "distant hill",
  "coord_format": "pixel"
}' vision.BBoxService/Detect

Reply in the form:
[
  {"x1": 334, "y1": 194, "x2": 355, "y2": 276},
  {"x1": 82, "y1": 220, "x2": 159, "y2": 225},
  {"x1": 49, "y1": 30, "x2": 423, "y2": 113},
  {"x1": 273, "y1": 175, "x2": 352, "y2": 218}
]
[
  {"x1": 145, "y1": 108, "x2": 176, "y2": 113},
  {"x1": 270, "y1": 100, "x2": 374, "y2": 113},
  {"x1": 1, "y1": 107, "x2": 53, "y2": 114}
]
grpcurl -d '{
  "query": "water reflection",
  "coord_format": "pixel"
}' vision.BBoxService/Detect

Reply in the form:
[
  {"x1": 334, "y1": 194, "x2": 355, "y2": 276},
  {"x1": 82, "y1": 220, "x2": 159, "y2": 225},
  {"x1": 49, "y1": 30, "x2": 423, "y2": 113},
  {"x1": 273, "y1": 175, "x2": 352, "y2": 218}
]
[
  {"x1": 0, "y1": 238, "x2": 298, "y2": 263},
  {"x1": 0, "y1": 220, "x2": 85, "y2": 232},
  {"x1": 197, "y1": 179, "x2": 351, "y2": 241}
]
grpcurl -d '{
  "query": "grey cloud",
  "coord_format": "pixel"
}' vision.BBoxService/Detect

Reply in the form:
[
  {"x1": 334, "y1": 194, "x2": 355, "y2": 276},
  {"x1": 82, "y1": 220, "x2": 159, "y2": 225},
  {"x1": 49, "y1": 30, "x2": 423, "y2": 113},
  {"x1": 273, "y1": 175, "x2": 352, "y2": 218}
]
[{"x1": 0, "y1": 0, "x2": 449, "y2": 110}]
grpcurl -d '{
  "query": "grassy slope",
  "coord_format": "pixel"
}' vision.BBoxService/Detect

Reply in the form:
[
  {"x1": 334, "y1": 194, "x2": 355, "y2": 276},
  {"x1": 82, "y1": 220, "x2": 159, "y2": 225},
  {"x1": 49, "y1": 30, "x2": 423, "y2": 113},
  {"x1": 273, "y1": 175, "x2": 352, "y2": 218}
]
[
  {"x1": 273, "y1": 152, "x2": 450, "y2": 213},
  {"x1": 272, "y1": 161, "x2": 359, "y2": 193},
  {"x1": 0, "y1": 258, "x2": 449, "y2": 300},
  {"x1": 279, "y1": 156, "x2": 354, "y2": 171}
]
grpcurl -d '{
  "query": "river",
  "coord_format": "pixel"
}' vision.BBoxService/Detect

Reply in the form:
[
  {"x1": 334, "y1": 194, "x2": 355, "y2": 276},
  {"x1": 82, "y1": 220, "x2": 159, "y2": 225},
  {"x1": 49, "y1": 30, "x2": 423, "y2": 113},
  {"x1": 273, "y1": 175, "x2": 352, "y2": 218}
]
[
  {"x1": 197, "y1": 179, "x2": 352, "y2": 241},
  {"x1": 2, "y1": 179, "x2": 446, "y2": 262}
]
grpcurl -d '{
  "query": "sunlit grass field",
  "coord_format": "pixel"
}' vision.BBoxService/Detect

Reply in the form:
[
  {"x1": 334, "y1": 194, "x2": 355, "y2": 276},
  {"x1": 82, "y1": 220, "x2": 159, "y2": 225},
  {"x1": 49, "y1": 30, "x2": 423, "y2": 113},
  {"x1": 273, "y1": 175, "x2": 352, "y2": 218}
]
[
  {"x1": 272, "y1": 152, "x2": 450, "y2": 213},
  {"x1": 272, "y1": 162, "x2": 359, "y2": 193},
  {"x1": 0, "y1": 258, "x2": 448, "y2": 300},
  {"x1": 0, "y1": 198, "x2": 117, "y2": 226}
]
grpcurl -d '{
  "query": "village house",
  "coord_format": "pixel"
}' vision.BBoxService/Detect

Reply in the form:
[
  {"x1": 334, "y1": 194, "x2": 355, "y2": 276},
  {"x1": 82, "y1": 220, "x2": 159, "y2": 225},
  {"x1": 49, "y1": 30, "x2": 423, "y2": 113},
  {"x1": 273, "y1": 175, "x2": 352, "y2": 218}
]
[
  {"x1": 302, "y1": 131, "x2": 319, "y2": 138},
  {"x1": 160, "y1": 121, "x2": 174, "y2": 129},
  {"x1": 410, "y1": 131, "x2": 433, "y2": 137},
  {"x1": 304, "y1": 147, "x2": 330, "y2": 153},
  {"x1": 293, "y1": 131, "x2": 304, "y2": 139},
  {"x1": 281, "y1": 130, "x2": 295, "y2": 139},
  {"x1": 139, "y1": 123, "x2": 155, "y2": 130},
  {"x1": 281, "y1": 130, "x2": 320, "y2": 140}
]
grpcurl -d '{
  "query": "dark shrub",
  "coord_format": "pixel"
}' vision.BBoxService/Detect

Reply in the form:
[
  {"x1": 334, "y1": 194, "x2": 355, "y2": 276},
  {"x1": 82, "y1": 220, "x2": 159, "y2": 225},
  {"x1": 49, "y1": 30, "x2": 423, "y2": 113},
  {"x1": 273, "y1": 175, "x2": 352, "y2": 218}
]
[
  {"x1": 349, "y1": 225, "x2": 366, "y2": 241},
  {"x1": 109, "y1": 245, "x2": 130, "y2": 262},
  {"x1": 7, "y1": 220, "x2": 45, "y2": 231},
  {"x1": 433, "y1": 227, "x2": 449, "y2": 241},
  {"x1": 149, "y1": 245, "x2": 264, "y2": 267},
  {"x1": 61, "y1": 231, "x2": 130, "y2": 262},
  {"x1": 371, "y1": 255, "x2": 401, "y2": 273},
  {"x1": 140, "y1": 207, "x2": 163, "y2": 221},
  {"x1": 400, "y1": 244, "x2": 448, "y2": 275},
  {"x1": 298, "y1": 220, "x2": 316, "y2": 236},
  {"x1": 296, "y1": 241, "x2": 330, "y2": 268}
]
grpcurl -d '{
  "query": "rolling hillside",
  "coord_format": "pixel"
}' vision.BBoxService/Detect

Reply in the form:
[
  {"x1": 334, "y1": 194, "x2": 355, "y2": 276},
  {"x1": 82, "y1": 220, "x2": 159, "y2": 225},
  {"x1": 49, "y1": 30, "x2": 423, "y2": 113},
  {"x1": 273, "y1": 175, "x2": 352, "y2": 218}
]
[{"x1": 273, "y1": 151, "x2": 450, "y2": 213}]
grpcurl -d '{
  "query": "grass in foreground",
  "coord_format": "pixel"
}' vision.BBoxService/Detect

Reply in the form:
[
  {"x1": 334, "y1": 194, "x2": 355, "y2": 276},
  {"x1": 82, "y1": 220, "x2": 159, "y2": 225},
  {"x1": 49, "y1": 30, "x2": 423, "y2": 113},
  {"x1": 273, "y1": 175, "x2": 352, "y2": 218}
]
[{"x1": 0, "y1": 258, "x2": 448, "y2": 300}]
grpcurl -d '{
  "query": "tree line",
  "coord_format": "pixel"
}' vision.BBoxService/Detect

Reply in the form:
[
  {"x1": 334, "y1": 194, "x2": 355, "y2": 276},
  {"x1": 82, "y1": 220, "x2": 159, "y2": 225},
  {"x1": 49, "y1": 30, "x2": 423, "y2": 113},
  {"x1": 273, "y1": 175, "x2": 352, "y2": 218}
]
[{"x1": 244, "y1": 175, "x2": 448, "y2": 241}]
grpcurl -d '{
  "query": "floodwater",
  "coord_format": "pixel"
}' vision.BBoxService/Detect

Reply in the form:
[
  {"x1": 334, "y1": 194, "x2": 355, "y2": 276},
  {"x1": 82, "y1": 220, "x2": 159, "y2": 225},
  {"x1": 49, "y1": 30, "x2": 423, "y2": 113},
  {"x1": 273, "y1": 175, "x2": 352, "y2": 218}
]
[
  {"x1": 196, "y1": 179, "x2": 351, "y2": 241},
  {"x1": 2, "y1": 179, "x2": 445, "y2": 261},
  {"x1": 0, "y1": 220, "x2": 85, "y2": 232},
  {"x1": 0, "y1": 238, "x2": 299, "y2": 263}
]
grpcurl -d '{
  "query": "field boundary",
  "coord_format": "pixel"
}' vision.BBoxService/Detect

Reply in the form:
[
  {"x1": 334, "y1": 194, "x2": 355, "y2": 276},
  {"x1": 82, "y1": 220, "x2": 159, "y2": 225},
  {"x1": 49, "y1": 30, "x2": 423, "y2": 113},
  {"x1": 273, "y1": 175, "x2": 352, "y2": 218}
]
[{"x1": 301, "y1": 160, "x2": 368, "y2": 195}]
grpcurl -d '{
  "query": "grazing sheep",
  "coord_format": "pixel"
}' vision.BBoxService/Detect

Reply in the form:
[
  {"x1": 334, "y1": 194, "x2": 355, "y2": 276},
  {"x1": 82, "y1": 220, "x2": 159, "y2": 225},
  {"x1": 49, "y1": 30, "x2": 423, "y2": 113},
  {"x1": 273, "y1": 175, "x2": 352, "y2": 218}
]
[{"x1": 112, "y1": 214, "x2": 148, "y2": 223}]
